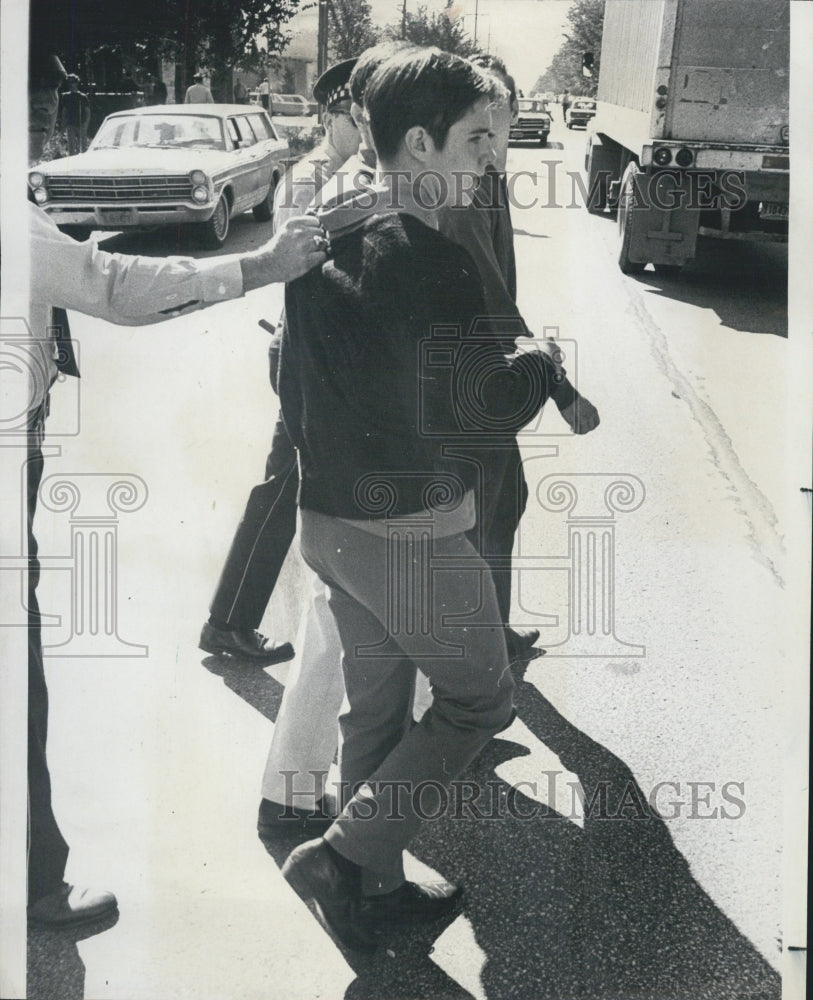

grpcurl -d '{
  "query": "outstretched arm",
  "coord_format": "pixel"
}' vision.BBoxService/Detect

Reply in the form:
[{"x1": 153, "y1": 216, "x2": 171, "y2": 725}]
[{"x1": 30, "y1": 204, "x2": 328, "y2": 326}]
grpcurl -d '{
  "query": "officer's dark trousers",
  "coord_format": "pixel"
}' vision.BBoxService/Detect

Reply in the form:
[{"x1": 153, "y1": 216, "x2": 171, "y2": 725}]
[
  {"x1": 209, "y1": 413, "x2": 299, "y2": 630},
  {"x1": 27, "y1": 406, "x2": 70, "y2": 905},
  {"x1": 465, "y1": 440, "x2": 528, "y2": 627}
]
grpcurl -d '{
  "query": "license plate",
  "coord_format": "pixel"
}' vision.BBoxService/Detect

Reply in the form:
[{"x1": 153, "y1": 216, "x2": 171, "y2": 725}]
[
  {"x1": 100, "y1": 209, "x2": 137, "y2": 225},
  {"x1": 759, "y1": 202, "x2": 788, "y2": 220}
]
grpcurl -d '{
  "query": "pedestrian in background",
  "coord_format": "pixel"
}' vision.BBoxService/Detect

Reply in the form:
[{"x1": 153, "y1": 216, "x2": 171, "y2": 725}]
[
  {"x1": 562, "y1": 88, "x2": 571, "y2": 122},
  {"x1": 257, "y1": 79, "x2": 270, "y2": 110},
  {"x1": 234, "y1": 79, "x2": 248, "y2": 104},
  {"x1": 60, "y1": 74, "x2": 90, "y2": 154},
  {"x1": 185, "y1": 72, "x2": 213, "y2": 104}
]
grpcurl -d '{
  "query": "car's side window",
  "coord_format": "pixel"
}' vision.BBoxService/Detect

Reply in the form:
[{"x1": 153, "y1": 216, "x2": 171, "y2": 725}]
[
  {"x1": 249, "y1": 113, "x2": 276, "y2": 141},
  {"x1": 225, "y1": 118, "x2": 241, "y2": 150},
  {"x1": 233, "y1": 115, "x2": 257, "y2": 147},
  {"x1": 241, "y1": 116, "x2": 261, "y2": 143}
]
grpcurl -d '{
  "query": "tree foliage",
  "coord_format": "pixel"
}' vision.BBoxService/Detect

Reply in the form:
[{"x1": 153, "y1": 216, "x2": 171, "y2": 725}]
[
  {"x1": 384, "y1": 3, "x2": 481, "y2": 57},
  {"x1": 31, "y1": 0, "x2": 304, "y2": 82},
  {"x1": 533, "y1": 0, "x2": 604, "y2": 97},
  {"x1": 327, "y1": 0, "x2": 381, "y2": 61}
]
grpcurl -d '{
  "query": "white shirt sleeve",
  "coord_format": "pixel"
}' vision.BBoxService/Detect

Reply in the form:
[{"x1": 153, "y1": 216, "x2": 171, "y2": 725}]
[{"x1": 29, "y1": 203, "x2": 244, "y2": 325}]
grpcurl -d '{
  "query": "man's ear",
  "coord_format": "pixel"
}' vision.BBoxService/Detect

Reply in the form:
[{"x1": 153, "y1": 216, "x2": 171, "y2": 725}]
[
  {"x1": 350, "y1": 101, "x2": 365, "y2": 129},
  {"x1": 403, "y1": 125, "x2": 434, "y2": 162}
]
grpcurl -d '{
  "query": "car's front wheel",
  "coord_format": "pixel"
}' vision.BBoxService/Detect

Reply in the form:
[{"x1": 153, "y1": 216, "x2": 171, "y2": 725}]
[
  {"x1": 252, "y1": 174, "x2": 278, "y2": 223},
  {"x1": 200, "y1": 192, "x2": 230, "y2": 249}
]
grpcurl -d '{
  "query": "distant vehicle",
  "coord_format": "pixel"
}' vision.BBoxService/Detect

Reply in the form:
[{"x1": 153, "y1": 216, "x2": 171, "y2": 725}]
[
  {"x1": 585, "y1": 0, "x2": 788, "y2": 273},
  {"x1": 509, "y1": 98, "x2": 552, "y2": 146},
  {"x1": 565, "y1": 98, "x2": 596, "y2": 129},
  {"x1": 270, "y1": 93, "x2": 314, "y2": 117},
  {"x1": 28, "y1": 105, "x2": 290, "y2": 249}
]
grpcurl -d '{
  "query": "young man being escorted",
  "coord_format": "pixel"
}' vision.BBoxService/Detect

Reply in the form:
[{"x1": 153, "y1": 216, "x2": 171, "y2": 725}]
[{"x1": 278, "y1": 48, "x2": 575, "y2": 953}]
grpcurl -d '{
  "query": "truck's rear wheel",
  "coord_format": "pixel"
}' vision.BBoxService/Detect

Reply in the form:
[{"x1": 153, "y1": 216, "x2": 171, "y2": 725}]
[
  {"x1": 617, "y1": 164, "x2": 645, "y2": 274},
  {"x1": 585, "y1": 138, "x2": 615, "y2": 215}
]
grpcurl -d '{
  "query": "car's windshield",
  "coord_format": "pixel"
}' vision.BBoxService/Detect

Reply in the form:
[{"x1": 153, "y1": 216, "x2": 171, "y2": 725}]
[
  {"x1": 574, "y1": 100, "x2": 595, "y2": 109},
  {"x1": 518, "y1": 99, "x2": 547, "y2": 113},
  {"x1": 92, "y1": 114, "x2": 225, "y2": 150},
  {"x1": 280, "y1": 95, "x2": 303, "y2": 102}
]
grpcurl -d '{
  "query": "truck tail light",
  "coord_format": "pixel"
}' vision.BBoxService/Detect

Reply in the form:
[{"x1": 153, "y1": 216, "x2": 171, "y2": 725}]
[
  {"x1": 653, "y1": 146, "x2": 672, "y2": 166},
  {"x1": 675, "y1": 147, "x2": 694, "y2": 167}
]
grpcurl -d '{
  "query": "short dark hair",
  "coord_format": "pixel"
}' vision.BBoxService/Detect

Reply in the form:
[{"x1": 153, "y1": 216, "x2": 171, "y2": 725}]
[
  {"x1": 469, "y1": 53, "x2": 515, "y2": 106},
  {"x1": 364, "y1": 48, "x2": 497, "y2": 162},
  {"x1": 349, "y1": 40, "x2": 415, "y2": 105}
]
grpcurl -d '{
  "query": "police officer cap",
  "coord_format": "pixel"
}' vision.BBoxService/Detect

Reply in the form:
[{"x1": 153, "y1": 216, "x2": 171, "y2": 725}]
[{"x1": 312, "y1": 58, "x2": 358, "y2": 109}]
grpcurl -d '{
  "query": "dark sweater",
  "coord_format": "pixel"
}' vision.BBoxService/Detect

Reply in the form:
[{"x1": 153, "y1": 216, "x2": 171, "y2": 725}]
[{"x1": 278, "y1": 211, "x2": 556, "y2": 520}]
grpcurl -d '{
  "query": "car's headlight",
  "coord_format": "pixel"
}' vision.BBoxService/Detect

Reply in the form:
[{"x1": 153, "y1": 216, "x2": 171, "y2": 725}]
[
  {"x1": 29, "y1": 172, "x2": 45, "y2": 188},
  {"x1": 33, "y1": 187, "x2": 49, "y2": 204},
  {"x1": 192, "y1": 185, "x2": 209, "y2": 203},
  {"x1": 189, "y1": 169, "x2": 208, "y2": 187}
]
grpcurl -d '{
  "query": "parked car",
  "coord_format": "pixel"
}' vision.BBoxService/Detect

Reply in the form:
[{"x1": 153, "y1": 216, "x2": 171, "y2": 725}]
[
  {"x1": 509, "y1": 98, "x2": 552, "y2": 146},
  {"x1": 270, "y1": 93, "x2": 314, "y2": 117},
  {"x1": 565, "y1": 98, "x2": 597, "y2": 129},
  {"x1": 28, "y1": 105, "x2": 290, "y2": 248}
]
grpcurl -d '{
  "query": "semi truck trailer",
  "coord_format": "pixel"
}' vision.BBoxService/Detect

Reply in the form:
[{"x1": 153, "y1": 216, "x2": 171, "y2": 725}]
[{"x1": 585, "y1": 0, "x2": 789, "y2": 273}]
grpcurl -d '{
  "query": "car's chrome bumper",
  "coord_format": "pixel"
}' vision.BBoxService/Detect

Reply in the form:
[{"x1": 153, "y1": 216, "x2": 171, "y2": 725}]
[
  {"x1": 509, "y1": 126, "x2": 550, "y2": 140},
  {"x1": 40, "y1": 202, "x2": 217, "y2": 229}
]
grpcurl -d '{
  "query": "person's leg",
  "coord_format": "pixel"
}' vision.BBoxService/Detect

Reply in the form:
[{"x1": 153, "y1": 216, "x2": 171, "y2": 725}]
[
  {"x1": 259, "y1": 574, "x2": 345, "y2": 812},
  {"x1": 208, "y1": 415, "x2": 298, "y2": 631},
  {"x1": 483, "y1": 441, "x2": 528, "y2": 625},
  {"x1": 202, "y1": 414, "x2": 297, "y2": 663},
  {"x1": 466, "y1": 442, "x2": 537, "y2": 657},
  {"x1": 26, "y1": 429, "x2": 70, "y2": 906},
  {"x1": 301, "y1": 513, "x2": 515, "y2": 887}
]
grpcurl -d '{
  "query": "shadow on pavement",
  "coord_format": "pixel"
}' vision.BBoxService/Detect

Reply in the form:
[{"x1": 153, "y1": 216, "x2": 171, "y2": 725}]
[
  {"x1": 199, "y1": 653, "x2": 286, "y2": 722},
  {"x1": 637, "y1": 237, "x2": 787, "y2": 338},
  {"x1": 27, "y1": 909, "x2": 120, "y2": 1000},
  {"x1": 94, "y1": 210, "x2": 274, "y2": 259},
  {"x1": 405, "y1": 663, "x2": 781, "y2": 1000},
  {"x1": 239, "y1": 650, "x2": 780, "y2": 999}
]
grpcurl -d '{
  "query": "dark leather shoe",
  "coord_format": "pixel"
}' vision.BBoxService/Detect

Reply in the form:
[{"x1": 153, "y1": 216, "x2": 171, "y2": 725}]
[
  {"x1": 28, "y1": 883, "x2": 118, "y2": 928},
  {"x1": 362, "y1": 880, "x2": 464, "y2": 925},
  {"x1": 199, "y1": 622, "x2": 294, "y2": 665},
  {"x1": 257, "y1": 797, "x2": 335, "y2": 837},
  {"x1": 505, "y1": 626, "x2": 542, "y2": 658},
  {"x1": 282, "y1": 839, "x2": 377, "y2": 953}
]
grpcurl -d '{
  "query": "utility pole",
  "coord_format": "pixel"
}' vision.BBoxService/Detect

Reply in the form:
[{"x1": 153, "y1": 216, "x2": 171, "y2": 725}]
[
  {"x1": 402, "y1": 0, "x2": 407, "y2": 39},
  {"x1": 317, "y1": 0, "x2": 329, "y2": 77},
  {"x1": 473, "y1": 0, "x2": 479, "y2": 45}
]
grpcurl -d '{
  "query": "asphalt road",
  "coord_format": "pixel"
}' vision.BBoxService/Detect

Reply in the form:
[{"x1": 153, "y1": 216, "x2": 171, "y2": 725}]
[{"x1": 24, "y1": 119, "x2": 799, "y2": 1000}]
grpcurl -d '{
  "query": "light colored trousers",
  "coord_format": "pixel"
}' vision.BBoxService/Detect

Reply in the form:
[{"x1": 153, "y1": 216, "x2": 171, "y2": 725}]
[{"x1": 296, "y1": 508, "x2": 515, "y2": 893}]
